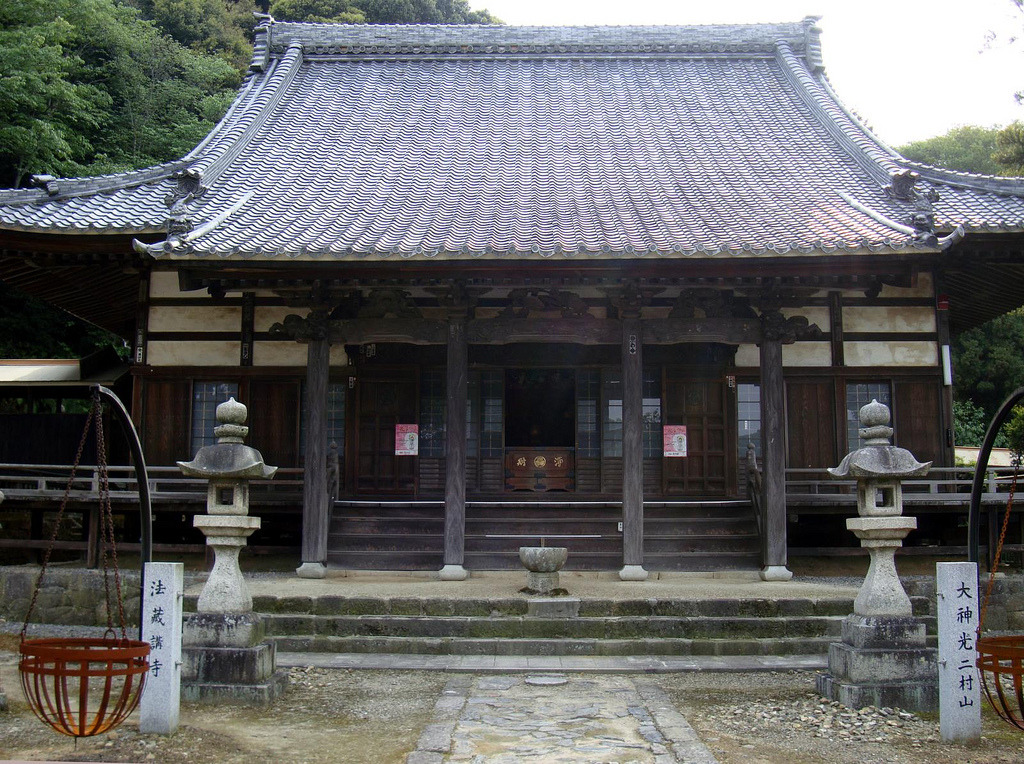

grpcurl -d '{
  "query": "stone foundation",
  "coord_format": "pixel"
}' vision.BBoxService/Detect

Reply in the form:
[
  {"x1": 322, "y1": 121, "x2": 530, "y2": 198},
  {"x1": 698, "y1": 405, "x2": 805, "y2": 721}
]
[{"x1": 817, "y1": 615, "x2": 937, "y2": 712}]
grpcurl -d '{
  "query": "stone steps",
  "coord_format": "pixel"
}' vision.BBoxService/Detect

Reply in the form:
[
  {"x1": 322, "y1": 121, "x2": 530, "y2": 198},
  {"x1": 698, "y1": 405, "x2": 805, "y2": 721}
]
[
  {"x1": 188, "y1": 593, "x2": 940, "y2": 659},
  {"x1": 269, "y1": 634, "x2": 841, "y2": 657}
]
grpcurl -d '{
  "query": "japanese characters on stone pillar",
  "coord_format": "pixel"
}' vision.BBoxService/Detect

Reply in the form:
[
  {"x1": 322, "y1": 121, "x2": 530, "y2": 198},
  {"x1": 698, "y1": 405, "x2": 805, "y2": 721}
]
[
  {"x1": 140, "y1": 562, "x2": 183, "y2": 734},
  {"x1": 937, "y1": 562, "x2": 981, "y2": 743}
]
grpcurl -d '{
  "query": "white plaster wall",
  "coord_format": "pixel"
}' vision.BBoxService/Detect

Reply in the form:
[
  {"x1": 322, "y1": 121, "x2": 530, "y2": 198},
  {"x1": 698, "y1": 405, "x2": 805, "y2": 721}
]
[
  {"x1": 878, "y1": 271, "x2": 934, "y2": 299},
  {"x1": 782, "y1": 342, "x2": 831, "y2": 367},
  {"x1": 843, "y1": 306, "x2": 936, "y2": 334},
  {"x1": 254, "y1": 306, "x2": 301, "y2": 333},
  {"x1": 734, "y1": 344, "x2": 759, "y2": 367},
  {"x1": 844, "y1": 341, "x2": 938, "y2": 367},
  {"x1": 250, "y1": 342, "x2": 349, "y2": 367},
  {"x1": 148, "y1": 305, "x2": 241, "y2": 332},
  {"x1": 147, "y1": 341, "x2": 239, "y2": 366},
  {"x1": 149, "y1": 272, "x2": 182, "y2": 299}
]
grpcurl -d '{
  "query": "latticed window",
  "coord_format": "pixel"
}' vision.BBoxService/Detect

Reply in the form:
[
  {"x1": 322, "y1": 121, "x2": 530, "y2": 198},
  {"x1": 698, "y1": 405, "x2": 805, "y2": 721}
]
[
  {"x1": 418, "y1": 370, "x2": 445, "y2": 457},
  {"x1": 737, "y1": 383, "x2": 761, "y2": 459},
  {"x1": 602, "y1": 371, "x2": 623, "y2": 457},
  {"x1": 576, "y1": 370, "x2": 601, "y2": 457},
  {"x1": 642, "y1": 370, "x2": 662, "y2": 458},
  {"x1": 191, "y1": 381, "x2": 239, "y2": 454},
  {"x1": 846, "y1": 381, "x2": 892, "y2": 450},
  {"x1": 479, "y1": 370, "x2": 504, "y2": 457}
]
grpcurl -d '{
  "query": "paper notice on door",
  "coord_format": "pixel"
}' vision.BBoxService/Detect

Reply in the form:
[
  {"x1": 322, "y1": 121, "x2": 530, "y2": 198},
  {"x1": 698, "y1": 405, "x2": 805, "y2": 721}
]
[
  {"x1": 395, "y1": 424, "x2": 419, "y2": 455},
  {"x1": 663, "y1": 425, "x2": 688, "y2": 457}
]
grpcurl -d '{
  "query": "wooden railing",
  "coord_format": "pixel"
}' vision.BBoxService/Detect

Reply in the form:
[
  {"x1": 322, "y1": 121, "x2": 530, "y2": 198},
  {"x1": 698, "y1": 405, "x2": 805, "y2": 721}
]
[
  {"x1": 0, "y1": 463, "x2": 305, "y2": 565},
  {"x1": 784, "y1": 466, "x2": 1022, "y2": 510}
]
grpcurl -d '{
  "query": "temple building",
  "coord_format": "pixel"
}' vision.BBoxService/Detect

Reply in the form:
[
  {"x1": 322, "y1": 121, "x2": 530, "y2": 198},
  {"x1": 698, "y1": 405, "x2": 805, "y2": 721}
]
[{"x1": 2, "y1": 18, "x2": 1024, "y2": 580}]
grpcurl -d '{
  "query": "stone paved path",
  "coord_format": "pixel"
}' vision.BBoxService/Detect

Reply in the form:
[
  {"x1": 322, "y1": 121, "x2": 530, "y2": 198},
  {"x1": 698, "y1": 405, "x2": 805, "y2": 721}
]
[{"x1": 406, "y1": 674, "x2": 718, "y2": 763}]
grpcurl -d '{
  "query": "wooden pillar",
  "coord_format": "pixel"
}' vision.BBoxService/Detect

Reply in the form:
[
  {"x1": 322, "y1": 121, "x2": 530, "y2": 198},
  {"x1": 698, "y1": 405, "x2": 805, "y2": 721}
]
[
  {"x1": 440, "y1": 315, "x2": 469, "y2": 580},
  {"x1": 758, "y1": 335, "x2": 792, "y2": 580},
  {"x1": 297, "y1": 335, "x2": 330, "y2": 578},
  {"x1": 620, "y1": 317, "x2": 648, "y2": 579}
]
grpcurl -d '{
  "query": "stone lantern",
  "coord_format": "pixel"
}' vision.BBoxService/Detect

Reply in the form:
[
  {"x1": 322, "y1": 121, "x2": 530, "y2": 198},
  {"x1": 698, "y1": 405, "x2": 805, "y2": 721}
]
[
  {"x1": 817, "y1": 399, "x2": 938, "y2": 711},
  {"x1": 176, "y1": 398, "x2": 287, "y2": 703}
]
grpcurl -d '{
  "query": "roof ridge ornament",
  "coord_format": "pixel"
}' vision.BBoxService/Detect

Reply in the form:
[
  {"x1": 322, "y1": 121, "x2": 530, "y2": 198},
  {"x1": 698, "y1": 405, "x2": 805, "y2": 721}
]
[
  {"x1": 29, "y1": 175, "x2": 59, "y2": 196},
  {"x1": 250, "y1": 13, "x2": 274, "y2": 72},
  {"x1": 883, "y1": 169, "x2": 943, "y2": 245},
  {"x1": 801, "y1": 16, "x2": 823, "y2": 72}
]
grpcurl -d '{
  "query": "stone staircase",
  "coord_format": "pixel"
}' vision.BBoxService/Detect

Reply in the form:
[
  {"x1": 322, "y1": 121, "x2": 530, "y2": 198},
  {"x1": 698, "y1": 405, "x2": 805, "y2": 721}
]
[{"x1": 212, "y1": 592, "x2": 936, "y2": 659}]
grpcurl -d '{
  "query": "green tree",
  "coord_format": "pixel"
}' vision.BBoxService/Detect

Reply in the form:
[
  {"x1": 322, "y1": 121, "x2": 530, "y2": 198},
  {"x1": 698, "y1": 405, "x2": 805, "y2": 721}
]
[
  {"x1": 0, "y1": 3, "x2": 110, "y2": 187},
  {"x1": 270, "y1": 0, "x2": 500, "y2": 23},
  {"x1": 899, "y1": 125, "x2": 1003, "y2": 176},
  {"x1": 953, "y1": 398, "x2": 1009, "y2": 448},
  {"x1": 0, "y1": 0, "x2": 241, "y2": 184},
  {"x1": 953, "y1": 308, "x2": 1024, "y2": 421},
  {"x1": 994, "y1": 122, "x2": 1024, "y2": 176},
  {"x1": 141, "y1": 0, "x2": 257, "y2": 72}
]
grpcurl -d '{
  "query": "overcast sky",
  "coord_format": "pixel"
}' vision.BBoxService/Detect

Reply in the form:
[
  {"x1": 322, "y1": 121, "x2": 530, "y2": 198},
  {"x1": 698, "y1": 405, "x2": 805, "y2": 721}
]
[{"x1": 469, "y1": 0, "x2": 1024, "y2": 147}]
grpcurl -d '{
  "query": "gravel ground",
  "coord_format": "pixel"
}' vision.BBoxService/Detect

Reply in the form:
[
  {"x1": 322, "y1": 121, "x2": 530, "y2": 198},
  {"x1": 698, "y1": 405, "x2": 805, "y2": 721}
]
[{"x1": 3, "y1": 651, "x2": 1024, "y2": 763}]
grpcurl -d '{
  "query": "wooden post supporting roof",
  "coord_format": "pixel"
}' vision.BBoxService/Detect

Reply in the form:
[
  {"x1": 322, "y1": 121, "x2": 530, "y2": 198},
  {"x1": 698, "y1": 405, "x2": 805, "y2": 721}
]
[
  {"x1": 619, "y1": 316, "x2": 648, "y2": 580},
  {"x1": 440, "y1": 314, "x2": 469, "y2": 580},
  {"x1": 296, "y1": 332, "x2": 330, "y2": 579},
  {"x1": 758, "y1": 333, "x2": 792, "y2": 581}
]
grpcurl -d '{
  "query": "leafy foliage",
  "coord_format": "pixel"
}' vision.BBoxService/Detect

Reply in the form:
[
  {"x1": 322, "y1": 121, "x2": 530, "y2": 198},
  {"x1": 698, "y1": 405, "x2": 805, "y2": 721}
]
[
  {"x1": 269, "y1": 0, "x2": 500, "y2": 24},
  {"x1": 899, "y1": 125, "x2": 1003, "y2": 176},
  {"x1": 994, "y1": 122, "x2": 1024, "y2": 176},
  {"x1": 0, "y1": 0, "x2": 241, "y2": 186},
  {"x1": 953, "y1": 398, "x2": 1008, "y2": 448},
  {"x1": 953, "y1": 309, "x2": 1024, "y2": 423}
]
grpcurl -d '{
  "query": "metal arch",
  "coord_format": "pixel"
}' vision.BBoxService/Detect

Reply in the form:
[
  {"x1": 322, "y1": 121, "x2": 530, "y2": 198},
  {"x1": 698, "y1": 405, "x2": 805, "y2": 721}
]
[
  {"x1": 93, "y1": 385, "x2": 152, "y2": 565},
  {"x1": 969, "y1": 387, "x2": 1024, "y2": 564}
]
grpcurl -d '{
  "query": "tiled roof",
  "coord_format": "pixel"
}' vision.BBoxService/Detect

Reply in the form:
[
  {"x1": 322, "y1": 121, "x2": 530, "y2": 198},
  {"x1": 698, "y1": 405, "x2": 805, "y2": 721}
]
[{"x1": 2, "y1": 18, "x2": 1023, "y2": 261}]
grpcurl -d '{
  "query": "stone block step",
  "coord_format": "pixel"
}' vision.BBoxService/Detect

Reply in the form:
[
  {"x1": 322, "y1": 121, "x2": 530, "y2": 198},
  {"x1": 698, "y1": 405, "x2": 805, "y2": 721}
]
[
  {"x1": 245, "y1": 595, "x2": 935, "y2": 620},
  {"x1": 268, "y1": 634, "x2": 840, "y2": 657},
  {"x1": 260, "y1": 613, "x2": 849, "y2": 640}
]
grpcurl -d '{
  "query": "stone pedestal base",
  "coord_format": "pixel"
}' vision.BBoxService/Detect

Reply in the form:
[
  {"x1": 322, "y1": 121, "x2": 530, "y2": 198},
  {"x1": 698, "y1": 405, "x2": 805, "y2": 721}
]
[
  {"x1": 618, "y1": 565, "x2": 649, "y2": 581},
  {"x1": 527, "y1": 570, "x2": 560, "y2": 594},
  {"x1": 817, "y1": 615, "x2": 937, "y2": 712},
  {"x1": 438, "y1": 564, "x2": 469, "y2": 581},
  {"x1": 295, "y1": 561, "x2": 327, "y2": 579},
  {"x1": 759, "y1": 565, "x2": 793, "y2": 582},
  {"x1": 182, "y1": 612, "x2": 287, "y2": 705},
  {"x1": 526, "y1": 597, "x2": 580, "y2": 618}
]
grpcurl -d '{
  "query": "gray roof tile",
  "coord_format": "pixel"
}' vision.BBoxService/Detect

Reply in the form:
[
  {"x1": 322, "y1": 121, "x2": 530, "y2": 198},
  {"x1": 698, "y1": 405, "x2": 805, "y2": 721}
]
[{"x1": 1, "y1": 19, "x2": 1023, "y2": 260}]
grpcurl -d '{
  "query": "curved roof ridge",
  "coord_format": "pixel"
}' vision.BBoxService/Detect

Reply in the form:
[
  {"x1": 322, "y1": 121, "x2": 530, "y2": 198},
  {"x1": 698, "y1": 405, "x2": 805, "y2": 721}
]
[
  {"x1": 774, "y1": 41, "x2": 901, "y2": 187},
  {"x1": 268, "y1": 18, "x2": 817, "y2": 56},
  {"x1": 895, "y1": 158, "x2": 1024, "y2": 196},
  {"x1": 0, "y1": 159, "x2": 190, "y2": 206},
  {"x1": 192, "y1": 45, "x2": 304, "y2": 184}
]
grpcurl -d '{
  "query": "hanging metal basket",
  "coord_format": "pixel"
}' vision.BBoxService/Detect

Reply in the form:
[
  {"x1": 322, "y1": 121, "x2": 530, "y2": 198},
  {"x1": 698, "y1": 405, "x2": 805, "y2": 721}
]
[
  {"x1": 20, "y1": 636, "x2": 150, "y2": 738},
  {"x1": 977, "y1": 635, "x2": 1024, "y2": 730}
]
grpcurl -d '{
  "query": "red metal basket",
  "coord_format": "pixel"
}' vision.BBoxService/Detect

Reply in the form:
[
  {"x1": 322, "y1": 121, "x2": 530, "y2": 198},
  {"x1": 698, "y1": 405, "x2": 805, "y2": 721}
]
[
  {"x1": 20, "y1": 637, "x2": 150, "y2": 738},
  {"x1": 977, "y1": 635, "x2": 1024, "y2": 730}
]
